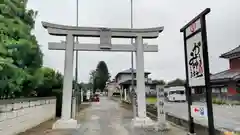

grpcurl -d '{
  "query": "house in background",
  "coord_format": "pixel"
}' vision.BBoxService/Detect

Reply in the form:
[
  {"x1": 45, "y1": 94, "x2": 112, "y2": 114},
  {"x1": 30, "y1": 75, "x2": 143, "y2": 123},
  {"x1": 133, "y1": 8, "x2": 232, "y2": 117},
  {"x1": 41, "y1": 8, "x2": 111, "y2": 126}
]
[
  {"x1": 193, "y1": 45, "x2": 240, "y2": 100},
  {"x1": 115, "y1": 68, "x2": 159, "y2": 102},
  {"x1": 210, "y1": 45, "x2": 240, "y2": 99},
  {"x1": 106, "y1": 80, "x2": 119, "y2": 97}
]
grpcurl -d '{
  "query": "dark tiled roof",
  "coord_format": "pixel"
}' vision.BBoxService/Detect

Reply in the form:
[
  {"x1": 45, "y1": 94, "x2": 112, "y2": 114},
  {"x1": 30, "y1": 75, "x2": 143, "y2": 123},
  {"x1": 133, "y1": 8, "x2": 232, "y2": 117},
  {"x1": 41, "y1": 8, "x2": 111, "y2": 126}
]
[
  {"x1": 210, "y1": 69, "x2": 240, "y2": 82},
  {"x1": 220, "y1": 45, "x2": 240, "y2": 59},
  {"x1": 119, "y1": 79, "x2": 157, "y2": 85},
  {"x1": 115, "y1": 68, "x2": 151, "y2": 78},
  {"x1": 119, "y1": 68, "x2": 150, "y2": 74}
]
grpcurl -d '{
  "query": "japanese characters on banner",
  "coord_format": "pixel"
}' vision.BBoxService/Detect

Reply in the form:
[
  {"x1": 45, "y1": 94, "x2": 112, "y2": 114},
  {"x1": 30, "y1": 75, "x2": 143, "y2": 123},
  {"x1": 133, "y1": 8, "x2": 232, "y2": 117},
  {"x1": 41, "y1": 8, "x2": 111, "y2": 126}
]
[
  {"x1": 186, "y1": 19, "x2": 205, "y2": 87},
  {"x1": 157, "y1": 87, "x2": 165, "y2": 121},
  {"x1": 131, "y1": 90, "x2": 138, "y2": 116}
]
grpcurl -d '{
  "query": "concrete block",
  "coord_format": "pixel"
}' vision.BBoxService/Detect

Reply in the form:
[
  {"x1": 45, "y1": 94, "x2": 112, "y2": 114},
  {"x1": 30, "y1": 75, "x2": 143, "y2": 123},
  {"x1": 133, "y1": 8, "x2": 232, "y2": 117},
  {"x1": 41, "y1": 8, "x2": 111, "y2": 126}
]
[
  {"x1": 0, "y1": 105, "x2": 5, "y2": 112},
  {"x1": 0, "y1": 112, "x2": 7, "y2": 121},
  {"x1": 22, "y1": 102, "x2": 29, "y2": 108},
  {"x1": 14, "y1": 102, "x2": 22, "y2": 110},
  {"x1": 6, "y1": 104, "x2": 14, "y2": 111},
  {"x1": 7, "y1": 111, "x2": 17, "y2": 119},
  {"x1": 52, "y1": 119, "x2": 78, "y2": 129},
  {"x1": 0, "y1": 97, "x2": 56, "y2": 135}
]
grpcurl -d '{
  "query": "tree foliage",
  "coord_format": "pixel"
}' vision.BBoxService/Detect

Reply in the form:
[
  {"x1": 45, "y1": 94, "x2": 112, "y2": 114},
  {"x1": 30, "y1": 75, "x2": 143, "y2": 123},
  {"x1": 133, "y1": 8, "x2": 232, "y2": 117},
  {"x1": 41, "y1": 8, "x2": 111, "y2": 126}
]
[
  {"x1": 0, "y1": 0, "x2": 66, "y2": 99},
  {"x1": 152, "y1": 80, "x2": 166, "y2": 85},
  {"x1": 89, "y1": 61, "x2": 110, "y2": 93},
  {"x1": 166, "y1": 78, "x2": 185, "y2": 87}
]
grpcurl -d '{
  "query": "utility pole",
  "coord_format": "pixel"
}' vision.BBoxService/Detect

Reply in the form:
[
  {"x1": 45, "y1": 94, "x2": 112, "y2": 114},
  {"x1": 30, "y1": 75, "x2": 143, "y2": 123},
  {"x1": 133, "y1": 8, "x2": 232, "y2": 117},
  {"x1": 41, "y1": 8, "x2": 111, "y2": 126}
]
[
  {"x1": 75, "y1": 0, "x2": 79, "y2": 91},
  {"x1": 73, "y1": 0, "x2": 79, "y2": 118},
  {"x1": 130, "y1": 0, "x2": 137, "y2": 118},
  {"x1": 75, "y1": 0, "x2": 80, "y2": 98}
]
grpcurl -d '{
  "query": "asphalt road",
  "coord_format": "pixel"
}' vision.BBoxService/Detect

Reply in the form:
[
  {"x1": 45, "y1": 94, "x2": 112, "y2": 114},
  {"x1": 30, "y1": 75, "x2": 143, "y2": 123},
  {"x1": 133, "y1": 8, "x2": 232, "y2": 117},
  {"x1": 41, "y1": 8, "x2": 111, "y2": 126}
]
[
  {"x1": 164, "y1": 102, "x2": 240, "y2": 131},
  {"x1": 75, "y1": 97, "x2": 187, "y2": 135}
]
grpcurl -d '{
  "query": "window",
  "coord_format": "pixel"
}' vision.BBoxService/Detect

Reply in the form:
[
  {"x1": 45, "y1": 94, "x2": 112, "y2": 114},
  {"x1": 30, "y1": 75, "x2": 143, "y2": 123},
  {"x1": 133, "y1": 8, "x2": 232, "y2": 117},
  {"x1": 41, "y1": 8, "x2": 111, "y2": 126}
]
[
  {"x1": 194, "y1": 87, "x2": 204, "y2": 94},
  {"x1": 180, "y1": 91, "x2": 185, "y2": 94},
  {"x1": 221, "y1": 87, "x2": 228, "y2": 93},
  {"x1": 169, "y1": 90, "x2": 184, "y2": 95},
  {"x1": 159, "y1": 88, "x2": 164, "y2": 92},
  {"x1": 191, "y1": 88, "x2": 195, "y2": 94},
  {"x1": 150, "y1": 85, "x2": 156, "y2": 90},
  {"x1": 212, "y1": 88, "x2": 216, "y2": 93},
  {"x1": 118, "y1": 75, "x2": 121, "y2": 81}
]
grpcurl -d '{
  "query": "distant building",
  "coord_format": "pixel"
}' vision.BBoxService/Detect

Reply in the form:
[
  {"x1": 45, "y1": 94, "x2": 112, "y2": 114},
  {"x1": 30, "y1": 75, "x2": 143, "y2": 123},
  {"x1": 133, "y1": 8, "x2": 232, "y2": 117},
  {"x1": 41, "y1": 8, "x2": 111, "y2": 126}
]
[
  {"x1": 193, "y1": 45, "x2": 240, "y2": 100},
  {"x1": 106, "y1": 80, "x2": 119, "y2": 97},
  {"x1": 211, "y1": 45, "x2": 240, "y2": 98},
  {"x1": 115, "y1": 68, "x2": 159, "y2": 102}
]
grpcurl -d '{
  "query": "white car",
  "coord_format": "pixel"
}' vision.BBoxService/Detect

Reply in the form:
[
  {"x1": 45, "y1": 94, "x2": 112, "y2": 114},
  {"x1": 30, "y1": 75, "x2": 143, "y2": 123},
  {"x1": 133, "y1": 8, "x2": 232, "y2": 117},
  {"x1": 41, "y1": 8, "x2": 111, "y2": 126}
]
[{"x1": 166, "y1": 86, "x2": 186, "y2": 102}]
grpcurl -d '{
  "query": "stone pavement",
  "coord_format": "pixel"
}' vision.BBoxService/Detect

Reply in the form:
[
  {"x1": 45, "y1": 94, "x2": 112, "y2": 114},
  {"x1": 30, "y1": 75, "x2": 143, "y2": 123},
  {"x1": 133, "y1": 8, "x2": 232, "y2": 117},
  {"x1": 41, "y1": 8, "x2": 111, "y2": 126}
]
[
  {"x1": 72, "y1": 97, "x2": 187, "y2": 135},
  {"x1": 19, "y1": 97, "x2": 187, "y2": 135}
]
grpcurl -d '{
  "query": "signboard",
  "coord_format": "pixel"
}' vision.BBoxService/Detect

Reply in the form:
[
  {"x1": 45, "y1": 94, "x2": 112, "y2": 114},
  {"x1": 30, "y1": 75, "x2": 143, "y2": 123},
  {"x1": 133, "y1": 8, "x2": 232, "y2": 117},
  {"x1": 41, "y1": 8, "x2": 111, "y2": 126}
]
[
  {"x1": 185, "y1": 19, "x2": 201, "y2": 37},
  {"x1": 100, "y1": 28, "x2": 112, "y2": 49},
  {"x1": 191, "y1": 105, "x2": 208, "y2": 118},
  {"x1": 181, "y1": 8, "x2": 215, "y2": 135},
  {"x1": 186, "y1": 31, "x2": 205, "y2": 86},
  {"x1": 134, "y1": 92, "x2": 138, "y2": 115},
  {"x1": 157, "y1": 86, "x2": 165, "y2": 122},
  {"x1": 131, "y1": 90, "x2": 138, "y2": 116}
]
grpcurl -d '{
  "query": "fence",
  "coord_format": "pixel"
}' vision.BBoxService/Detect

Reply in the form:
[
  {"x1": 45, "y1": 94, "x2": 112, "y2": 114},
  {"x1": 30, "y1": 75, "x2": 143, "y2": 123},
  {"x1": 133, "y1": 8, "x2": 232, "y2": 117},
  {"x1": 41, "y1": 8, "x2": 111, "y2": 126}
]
[{"x1": 0, "y1": 97, "x2": 56, "y2": 135}]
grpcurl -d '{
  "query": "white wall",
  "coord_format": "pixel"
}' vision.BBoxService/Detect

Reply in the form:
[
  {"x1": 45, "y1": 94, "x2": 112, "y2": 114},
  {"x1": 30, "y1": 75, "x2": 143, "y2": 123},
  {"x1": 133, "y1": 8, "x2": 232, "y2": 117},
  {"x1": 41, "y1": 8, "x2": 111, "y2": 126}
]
[
  {"x1": 107, "y1": 82, "x2": 119, "y2": 97},
  {"x1": 117, "y1": 74, "x2": 132, "y2": 84},
  {"x1": 0, "y1": 97, "x2": 56, "y2": 135}
]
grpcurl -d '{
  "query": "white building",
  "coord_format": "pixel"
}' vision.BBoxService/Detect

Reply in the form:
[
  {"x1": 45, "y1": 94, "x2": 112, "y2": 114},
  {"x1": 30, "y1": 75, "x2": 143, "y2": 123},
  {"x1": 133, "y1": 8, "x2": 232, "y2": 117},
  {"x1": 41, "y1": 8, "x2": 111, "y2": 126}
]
[
  {"x1": 115, "y1": 68, "x2": 158, "y2": 102},
  {"x1": 106, "y1": 80, "x2": 120, "y2": 97}
]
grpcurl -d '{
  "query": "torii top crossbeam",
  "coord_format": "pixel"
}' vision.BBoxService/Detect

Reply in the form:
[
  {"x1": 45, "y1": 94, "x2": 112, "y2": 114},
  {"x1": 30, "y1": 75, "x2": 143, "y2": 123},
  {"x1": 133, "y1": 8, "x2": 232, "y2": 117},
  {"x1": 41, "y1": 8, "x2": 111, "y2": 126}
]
[{"x1": 42, "y1": 21, "x2": 164, "y2": 38}]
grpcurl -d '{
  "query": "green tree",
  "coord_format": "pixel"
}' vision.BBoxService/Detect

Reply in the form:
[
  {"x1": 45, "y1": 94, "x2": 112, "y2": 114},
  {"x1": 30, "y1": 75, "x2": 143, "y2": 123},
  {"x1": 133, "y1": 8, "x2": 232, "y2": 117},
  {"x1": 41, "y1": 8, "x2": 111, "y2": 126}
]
[
  {"x1": 166, "y1": 78, "x2": 185, "y2": 87},
  {"x1": 0, "y1": 0, "x2": 44, "y2": 98},
  {"x1": 94, "y1": 61, "x2": 110, "y2": 92},
  {"x1": 152, "y1": 80, "x2": 166, "y2": 85},
  {"x1": 89, "y1": 70, "x2": 96, "y2": 84},
  {"x1": 35, "y1": 67, "x2": 58, "y2": 97}
]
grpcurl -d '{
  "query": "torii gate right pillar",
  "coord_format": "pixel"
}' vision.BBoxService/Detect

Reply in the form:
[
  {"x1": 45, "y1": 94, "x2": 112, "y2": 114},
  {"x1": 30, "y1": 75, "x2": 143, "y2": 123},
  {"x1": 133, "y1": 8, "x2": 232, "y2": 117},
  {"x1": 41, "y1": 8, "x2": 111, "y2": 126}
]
[
  {"x1": 136, "y1": 36, "x2": 146, "y2": 118},
  {"x1": 131, "y1": 36, "x2": 155, "y2": 127}
]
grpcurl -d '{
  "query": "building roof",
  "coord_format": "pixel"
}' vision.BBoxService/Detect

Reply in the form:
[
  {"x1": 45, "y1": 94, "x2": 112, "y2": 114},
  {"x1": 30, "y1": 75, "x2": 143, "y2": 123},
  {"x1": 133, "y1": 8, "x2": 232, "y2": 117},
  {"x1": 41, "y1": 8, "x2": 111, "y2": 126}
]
[
  {"x1": 115, "y1": 68, "x2": 151, "y2": 78},
  {"x1": 119, "y1": 79, "x2": 157, "y2": 85},
  {"x1": 220, "y1": 45, "x2": 240, "y2": 59},
  {"x1": 210, "y1": 69, "x2": 240, "y2": 83}
]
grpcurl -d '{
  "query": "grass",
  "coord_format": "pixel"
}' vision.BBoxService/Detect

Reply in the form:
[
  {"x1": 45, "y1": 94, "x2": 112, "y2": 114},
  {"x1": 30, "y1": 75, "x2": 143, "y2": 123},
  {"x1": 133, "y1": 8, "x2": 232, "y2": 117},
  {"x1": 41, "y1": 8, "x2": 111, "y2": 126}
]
[
  {"x1": 223, "y1": 131, "x2": 240, "y2": 135},
  {"x1": 146, "y1": 97, "x2": 157, "y2": 104},
  {"x1": 212, "y1": 98, "x2": 240, "y2": 105}
]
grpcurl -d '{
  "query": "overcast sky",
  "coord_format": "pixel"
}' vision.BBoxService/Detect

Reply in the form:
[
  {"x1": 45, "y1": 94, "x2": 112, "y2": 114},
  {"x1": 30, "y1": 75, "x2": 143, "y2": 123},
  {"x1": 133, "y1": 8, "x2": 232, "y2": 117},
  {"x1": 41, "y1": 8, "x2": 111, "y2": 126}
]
[{"x1": 27, "y1": 0, "x2": 240, "y2": 83}]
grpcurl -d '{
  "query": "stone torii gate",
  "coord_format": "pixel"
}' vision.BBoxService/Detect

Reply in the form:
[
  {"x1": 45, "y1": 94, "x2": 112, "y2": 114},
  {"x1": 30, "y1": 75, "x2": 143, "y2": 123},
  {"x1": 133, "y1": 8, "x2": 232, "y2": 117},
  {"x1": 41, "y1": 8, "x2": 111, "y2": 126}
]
[{"x1": 42, "y1": 21, "x2": 164, "y2": 129}]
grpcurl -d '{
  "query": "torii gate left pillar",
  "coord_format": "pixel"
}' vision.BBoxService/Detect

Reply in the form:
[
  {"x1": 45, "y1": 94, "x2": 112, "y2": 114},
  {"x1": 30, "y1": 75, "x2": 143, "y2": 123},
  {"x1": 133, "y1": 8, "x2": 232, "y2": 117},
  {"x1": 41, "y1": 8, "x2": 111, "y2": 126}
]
[{"x1": 42, "y1": 22, "x2": 164, "y2": 129}]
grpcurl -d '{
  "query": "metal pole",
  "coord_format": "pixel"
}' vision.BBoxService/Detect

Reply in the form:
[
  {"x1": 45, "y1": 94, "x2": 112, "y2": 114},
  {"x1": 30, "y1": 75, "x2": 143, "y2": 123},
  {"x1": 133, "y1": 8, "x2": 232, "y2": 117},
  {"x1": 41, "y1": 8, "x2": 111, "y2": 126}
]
[
  {"x1": 75, "y1": 0, "x2": 79, "y2": 93},
  {"x1": 74, "y1": 0, "x2": 79, "y2": 118},
  {"x1": 201, "y1": 15, "x2": 215, "y2": 135},
  {"x1": 130, "y1": 0, "x2": 136, "y2": 118},
  {"x1": 183, "y1": 31, "x2": 195, "y2": 134}
]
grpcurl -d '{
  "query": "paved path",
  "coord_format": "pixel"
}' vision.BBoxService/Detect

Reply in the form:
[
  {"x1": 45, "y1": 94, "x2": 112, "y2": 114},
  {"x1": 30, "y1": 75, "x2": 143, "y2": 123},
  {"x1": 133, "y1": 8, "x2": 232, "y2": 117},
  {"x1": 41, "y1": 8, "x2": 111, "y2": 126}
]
[
  {"x1": 20, "y1": 97, "x2": 187, "y2": 135},
  {"x1": 74, "y1": 97, "x2": 187, "y2": 135},
  {"x1": 164, "y1": 102, "x2": 240, "y2": 131}
]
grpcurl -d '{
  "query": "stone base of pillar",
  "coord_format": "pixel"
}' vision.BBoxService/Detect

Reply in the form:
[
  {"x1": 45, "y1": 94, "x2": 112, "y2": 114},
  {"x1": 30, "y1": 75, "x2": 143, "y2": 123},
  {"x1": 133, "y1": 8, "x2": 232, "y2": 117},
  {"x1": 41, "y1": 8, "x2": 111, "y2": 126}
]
[
  {"x1": 131, "y1": 117, "x2": 155, "y2": 128},
  {"x1": 52, "y1": 119, "x2": 79, "y2": 129},
  {"x1": 154, "y1": 121, "x2": 171, "y2": 131}
]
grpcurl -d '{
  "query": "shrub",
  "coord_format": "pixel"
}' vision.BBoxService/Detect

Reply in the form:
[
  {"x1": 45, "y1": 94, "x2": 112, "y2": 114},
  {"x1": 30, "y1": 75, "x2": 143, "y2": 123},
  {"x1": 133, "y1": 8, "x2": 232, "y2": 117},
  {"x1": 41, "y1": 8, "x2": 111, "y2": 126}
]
[{"x1": 212, "y1": 97, "x2": 240, "y2": 105}]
